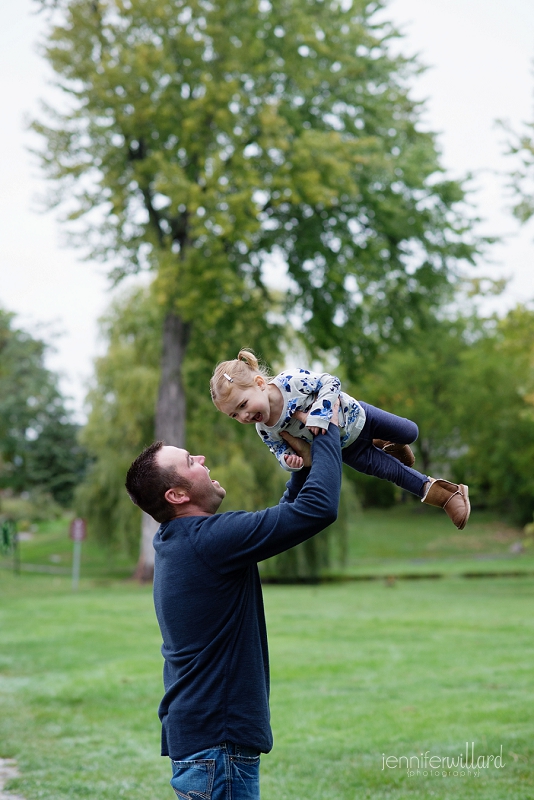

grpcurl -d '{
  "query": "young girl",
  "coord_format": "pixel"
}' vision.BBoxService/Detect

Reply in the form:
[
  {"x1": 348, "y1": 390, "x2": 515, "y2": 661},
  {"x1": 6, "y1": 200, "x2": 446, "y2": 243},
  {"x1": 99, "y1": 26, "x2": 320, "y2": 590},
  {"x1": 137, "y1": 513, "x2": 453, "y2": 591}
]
[{"x1": 210, "y1": 350, "x2": 470, "y2": 530}]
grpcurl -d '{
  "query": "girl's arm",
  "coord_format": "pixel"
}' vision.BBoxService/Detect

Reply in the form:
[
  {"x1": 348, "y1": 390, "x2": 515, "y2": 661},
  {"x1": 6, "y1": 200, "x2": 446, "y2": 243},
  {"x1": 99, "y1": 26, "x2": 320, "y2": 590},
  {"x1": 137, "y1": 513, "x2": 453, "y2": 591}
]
[{"x1": 282, "y1": 370, "x2": 342, "y2": 436}]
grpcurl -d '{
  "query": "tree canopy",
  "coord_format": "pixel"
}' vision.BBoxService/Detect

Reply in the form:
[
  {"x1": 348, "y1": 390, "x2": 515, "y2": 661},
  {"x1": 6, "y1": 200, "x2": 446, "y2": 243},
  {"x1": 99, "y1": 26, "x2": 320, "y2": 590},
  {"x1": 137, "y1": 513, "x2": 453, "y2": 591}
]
[{"x1": 34, "y1": 0, "x2": 482, "y2": 367}]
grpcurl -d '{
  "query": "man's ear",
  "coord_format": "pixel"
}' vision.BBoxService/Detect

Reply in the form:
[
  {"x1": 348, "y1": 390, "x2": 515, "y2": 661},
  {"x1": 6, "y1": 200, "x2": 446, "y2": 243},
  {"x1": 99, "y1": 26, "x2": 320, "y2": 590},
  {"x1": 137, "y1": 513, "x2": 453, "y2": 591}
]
[{"x1": 165, "y1": 487, "x2": 190, "y2": 506}]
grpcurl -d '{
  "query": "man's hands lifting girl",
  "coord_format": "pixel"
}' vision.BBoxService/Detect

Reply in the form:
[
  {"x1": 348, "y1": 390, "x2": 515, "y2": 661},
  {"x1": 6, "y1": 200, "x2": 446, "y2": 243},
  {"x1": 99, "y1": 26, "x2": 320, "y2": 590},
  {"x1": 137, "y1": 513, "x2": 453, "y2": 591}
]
[{"x1": 281, "y1": 398, "x2": 340, "y2": 469}]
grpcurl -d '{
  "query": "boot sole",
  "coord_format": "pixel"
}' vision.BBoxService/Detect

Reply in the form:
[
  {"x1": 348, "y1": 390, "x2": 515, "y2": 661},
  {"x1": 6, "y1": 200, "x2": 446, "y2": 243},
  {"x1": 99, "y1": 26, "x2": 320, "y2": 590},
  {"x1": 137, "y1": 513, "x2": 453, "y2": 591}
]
[{"x1": 456, "y1": 484, "x2": 470, "y2": 530}]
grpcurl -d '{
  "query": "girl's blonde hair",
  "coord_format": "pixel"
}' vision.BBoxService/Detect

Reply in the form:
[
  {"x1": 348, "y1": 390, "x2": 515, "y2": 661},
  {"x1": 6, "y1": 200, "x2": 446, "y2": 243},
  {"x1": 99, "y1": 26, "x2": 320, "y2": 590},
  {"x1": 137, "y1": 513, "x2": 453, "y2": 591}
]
[{"x1": 210, "y1": 349, "x2": 272, "y2": 408}]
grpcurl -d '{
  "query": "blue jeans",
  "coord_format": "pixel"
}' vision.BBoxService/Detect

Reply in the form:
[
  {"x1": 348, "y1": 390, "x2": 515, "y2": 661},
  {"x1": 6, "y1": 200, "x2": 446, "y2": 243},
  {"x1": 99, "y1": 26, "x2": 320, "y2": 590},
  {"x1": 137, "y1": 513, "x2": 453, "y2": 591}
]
[
  {"x1": 170, "y1": 742, "x2": 261, "y2": 800},
  {"x1": 343, "y1": 402, "x2": 428, "y2": 497}
]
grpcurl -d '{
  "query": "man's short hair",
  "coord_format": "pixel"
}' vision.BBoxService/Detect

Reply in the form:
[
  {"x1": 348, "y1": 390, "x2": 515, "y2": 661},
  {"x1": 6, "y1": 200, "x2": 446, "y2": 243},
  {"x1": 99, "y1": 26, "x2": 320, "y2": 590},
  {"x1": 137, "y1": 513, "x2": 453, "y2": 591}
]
[{"x1": 125, "y1": 441, "x2": 192, "y2": 523}]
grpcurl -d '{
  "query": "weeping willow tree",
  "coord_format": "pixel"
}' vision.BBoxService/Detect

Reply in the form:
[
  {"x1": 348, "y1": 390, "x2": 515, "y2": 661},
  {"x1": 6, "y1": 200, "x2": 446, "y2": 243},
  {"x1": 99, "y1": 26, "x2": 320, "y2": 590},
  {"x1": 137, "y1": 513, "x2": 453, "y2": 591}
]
[{"x1": 77, "y1": 284, "x2": 355, "y2": 578}]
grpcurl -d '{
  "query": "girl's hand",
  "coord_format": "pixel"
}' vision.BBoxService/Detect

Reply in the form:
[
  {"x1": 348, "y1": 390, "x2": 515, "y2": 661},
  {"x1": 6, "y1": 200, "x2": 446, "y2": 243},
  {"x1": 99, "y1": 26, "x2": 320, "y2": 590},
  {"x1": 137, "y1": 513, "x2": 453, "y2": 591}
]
[{"x1": 284, "y1": 453, "x2": 304, "y2": 469}]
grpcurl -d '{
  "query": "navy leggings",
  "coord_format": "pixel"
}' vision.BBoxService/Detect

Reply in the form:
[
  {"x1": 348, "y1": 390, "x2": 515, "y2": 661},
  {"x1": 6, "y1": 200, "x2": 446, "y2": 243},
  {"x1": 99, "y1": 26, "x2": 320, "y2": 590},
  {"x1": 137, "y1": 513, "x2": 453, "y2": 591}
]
[{"x1": 343, "y1": 402, "x2": 428, "y2": 498}]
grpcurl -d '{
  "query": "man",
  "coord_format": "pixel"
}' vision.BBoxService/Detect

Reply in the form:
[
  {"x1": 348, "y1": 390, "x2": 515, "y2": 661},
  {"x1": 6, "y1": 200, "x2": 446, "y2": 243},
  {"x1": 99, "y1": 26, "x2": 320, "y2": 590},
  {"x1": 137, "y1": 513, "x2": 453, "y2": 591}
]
[{"x1": 125, "y1": 405, "x2": 341, "y2": 800}]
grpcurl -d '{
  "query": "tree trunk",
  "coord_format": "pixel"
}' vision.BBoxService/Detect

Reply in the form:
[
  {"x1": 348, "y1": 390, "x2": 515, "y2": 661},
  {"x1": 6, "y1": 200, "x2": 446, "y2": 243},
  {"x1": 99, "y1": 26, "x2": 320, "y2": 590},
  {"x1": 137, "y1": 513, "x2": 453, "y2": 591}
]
[
  {"x1": 134, "y1": 310, "x2": 191, "y2": 581},
  {"x1": 155, "y1": 311, "x2": 191, "y2": 444},
  {"x1": 134, "y1": 511, "x2": 160, "y2": 582}
]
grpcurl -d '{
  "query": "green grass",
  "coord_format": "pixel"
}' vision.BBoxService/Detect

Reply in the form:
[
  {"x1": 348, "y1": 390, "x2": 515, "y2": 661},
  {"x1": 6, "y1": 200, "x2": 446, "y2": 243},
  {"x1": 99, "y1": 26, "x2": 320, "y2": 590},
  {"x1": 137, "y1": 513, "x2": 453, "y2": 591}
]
[
  {"x1": 1, "y1": 572, "x2": 533, "y2": 799},
  {"x1": 339, "y1": 505, "x2": 534, "y2": 577}
]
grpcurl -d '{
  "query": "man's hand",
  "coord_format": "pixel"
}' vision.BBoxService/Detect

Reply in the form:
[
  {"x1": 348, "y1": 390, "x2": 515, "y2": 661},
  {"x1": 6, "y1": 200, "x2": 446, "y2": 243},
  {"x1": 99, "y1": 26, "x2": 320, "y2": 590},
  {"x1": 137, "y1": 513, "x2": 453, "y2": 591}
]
[
  {"x1": 281, "y1": 433, "x2": 312, "y2": 468},
  {"x1": 308, "y1": 425, "x2": 324, "y2": 436},
  {"x1": 282, "y1": 399, "x2": 340, "y2": 467},
  {"x1": 292, "y1": 398, "x2": 340, "y2": 434}
]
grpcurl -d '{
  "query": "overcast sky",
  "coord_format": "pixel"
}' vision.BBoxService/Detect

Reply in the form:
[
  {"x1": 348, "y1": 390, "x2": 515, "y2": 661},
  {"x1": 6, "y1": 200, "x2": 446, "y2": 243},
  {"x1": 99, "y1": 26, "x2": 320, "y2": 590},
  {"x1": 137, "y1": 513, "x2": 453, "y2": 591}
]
[{"x1": 1, "y1": 0, "x2": 533, "y2": 418}]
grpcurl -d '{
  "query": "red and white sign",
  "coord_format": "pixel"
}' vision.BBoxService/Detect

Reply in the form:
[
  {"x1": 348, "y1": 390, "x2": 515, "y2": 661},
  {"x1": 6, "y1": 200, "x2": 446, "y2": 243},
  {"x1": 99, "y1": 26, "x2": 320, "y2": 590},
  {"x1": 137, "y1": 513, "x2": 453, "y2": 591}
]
[{"x1": 69, "y1": 518, "x2": 87, "y2": 542}]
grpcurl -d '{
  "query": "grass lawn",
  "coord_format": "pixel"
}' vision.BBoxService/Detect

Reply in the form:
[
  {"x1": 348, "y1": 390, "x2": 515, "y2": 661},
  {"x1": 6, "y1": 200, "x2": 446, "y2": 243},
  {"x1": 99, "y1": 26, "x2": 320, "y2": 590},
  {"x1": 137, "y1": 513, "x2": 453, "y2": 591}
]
[
  {"x1": 340, "y1": 505, "x2": 534, "y2": 577},
  {"x1": 5, "y1": 506, "x2": 534, "y2": 583},
  {"x1": 1, "y1": 572, "x2": 533, "y2": 799}
]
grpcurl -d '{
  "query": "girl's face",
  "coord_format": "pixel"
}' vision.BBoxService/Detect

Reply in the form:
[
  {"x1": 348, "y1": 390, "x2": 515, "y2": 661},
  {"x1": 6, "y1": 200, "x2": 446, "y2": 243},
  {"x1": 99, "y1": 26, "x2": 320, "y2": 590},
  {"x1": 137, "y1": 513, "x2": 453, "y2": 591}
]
[{"x1": 219, "y1": 376, "x2": 272, "y2": 425}]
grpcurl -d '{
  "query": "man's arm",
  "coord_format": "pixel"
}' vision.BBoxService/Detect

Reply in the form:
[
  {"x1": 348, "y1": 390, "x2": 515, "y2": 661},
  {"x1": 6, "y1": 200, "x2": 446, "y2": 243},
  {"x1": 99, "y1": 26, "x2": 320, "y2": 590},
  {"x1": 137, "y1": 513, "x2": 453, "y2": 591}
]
[{"x1": 194, "y1": 405, "x2": 342, "y2": 571}]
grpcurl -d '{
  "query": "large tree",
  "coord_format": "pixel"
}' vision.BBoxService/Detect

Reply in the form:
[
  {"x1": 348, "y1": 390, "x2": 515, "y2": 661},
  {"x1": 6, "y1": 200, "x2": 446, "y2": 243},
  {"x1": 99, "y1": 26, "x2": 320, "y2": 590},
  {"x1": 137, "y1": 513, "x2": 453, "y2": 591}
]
[{"x1": 34, "y1": 0, "x2": 482, "y2": 574}]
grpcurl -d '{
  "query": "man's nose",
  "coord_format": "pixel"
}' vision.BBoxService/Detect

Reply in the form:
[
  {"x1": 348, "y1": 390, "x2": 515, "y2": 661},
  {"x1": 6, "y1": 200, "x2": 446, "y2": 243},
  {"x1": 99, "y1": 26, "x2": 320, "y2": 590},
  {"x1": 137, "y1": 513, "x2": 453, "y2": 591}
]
[{"x1": 193, "y1": 455, "x2": 205, "y2": 465}]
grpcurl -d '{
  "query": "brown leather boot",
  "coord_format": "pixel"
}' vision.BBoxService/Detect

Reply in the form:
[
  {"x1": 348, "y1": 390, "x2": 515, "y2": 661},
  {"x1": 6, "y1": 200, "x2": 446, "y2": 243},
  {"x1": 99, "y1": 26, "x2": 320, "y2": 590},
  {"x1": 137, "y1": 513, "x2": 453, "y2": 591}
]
[
  {"x1": 373, "y1": 439, "x2": 415, "y2": 468},
  {"x1": 422, "y1": 479, "x2": 470, "y2": 530}
]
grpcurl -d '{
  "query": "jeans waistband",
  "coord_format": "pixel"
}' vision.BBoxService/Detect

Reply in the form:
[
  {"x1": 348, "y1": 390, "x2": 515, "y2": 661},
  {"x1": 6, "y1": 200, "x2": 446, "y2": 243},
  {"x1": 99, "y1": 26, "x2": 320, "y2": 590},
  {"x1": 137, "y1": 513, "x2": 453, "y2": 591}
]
[{"x1": 218, "y1": 742, "x2": 260, "y2": 757}]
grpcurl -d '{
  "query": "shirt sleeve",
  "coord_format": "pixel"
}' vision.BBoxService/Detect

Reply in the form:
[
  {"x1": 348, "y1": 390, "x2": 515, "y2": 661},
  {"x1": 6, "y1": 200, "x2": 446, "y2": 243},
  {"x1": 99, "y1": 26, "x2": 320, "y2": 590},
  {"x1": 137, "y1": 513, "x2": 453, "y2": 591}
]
[
  {"x1": 280, "y1": 466, "x2": 310, "y2": 503},
  {"x1": 192, "y1": 425, "x2": 342, "y2": 571},
  {"x1": 296, "y1": 371, "x2": 341, "y2": 431}
]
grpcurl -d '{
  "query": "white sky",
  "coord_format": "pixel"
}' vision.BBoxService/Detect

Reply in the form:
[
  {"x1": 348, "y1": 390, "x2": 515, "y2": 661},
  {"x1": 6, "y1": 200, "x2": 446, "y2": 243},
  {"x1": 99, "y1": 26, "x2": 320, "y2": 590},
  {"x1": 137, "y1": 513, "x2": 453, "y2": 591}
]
[{"x1": 0, "y1": 0, "x2": 533, "y2": 419}]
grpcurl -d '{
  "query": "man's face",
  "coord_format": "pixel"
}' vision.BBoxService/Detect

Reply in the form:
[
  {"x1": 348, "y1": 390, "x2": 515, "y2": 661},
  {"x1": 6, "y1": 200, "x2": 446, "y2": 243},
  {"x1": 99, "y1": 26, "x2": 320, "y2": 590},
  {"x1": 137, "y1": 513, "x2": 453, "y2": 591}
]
[{"x1": 157, "y1": 446, "x2": 226, "y2": 515}]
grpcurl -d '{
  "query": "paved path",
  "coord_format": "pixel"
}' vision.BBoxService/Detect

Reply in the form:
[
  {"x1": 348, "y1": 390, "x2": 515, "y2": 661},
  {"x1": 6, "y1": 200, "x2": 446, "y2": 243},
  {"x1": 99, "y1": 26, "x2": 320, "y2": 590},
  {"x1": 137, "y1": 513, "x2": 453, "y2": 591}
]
[{"x1": 0, "y1": 759, "x2": 25, "y2": 800}]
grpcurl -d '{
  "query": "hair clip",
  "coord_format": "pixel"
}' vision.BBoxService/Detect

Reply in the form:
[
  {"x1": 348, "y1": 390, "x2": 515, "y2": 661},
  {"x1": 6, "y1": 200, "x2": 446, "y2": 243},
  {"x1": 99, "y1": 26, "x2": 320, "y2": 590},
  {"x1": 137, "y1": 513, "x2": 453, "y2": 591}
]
[{"x1": 223, "y1": 372, "x2": 233, "y2": 382}]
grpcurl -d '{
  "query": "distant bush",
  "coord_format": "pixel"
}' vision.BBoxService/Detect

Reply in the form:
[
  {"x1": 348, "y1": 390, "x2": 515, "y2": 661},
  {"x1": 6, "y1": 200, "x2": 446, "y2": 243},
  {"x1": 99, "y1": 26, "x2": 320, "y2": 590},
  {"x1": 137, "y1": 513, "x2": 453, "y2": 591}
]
[{"x1": 0, "y1": 489, "x2": 63, "y2": 529}]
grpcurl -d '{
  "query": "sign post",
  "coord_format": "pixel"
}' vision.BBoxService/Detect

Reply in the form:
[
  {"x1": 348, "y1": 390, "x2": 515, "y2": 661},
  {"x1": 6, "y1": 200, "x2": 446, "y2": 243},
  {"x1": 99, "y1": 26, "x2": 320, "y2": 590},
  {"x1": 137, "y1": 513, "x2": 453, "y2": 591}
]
[
  {"x1": 1, "y1": 519, "x2": 18, "y2": 574},
  {"x1": 69, "y1": 518, "x2": 86, "y2": 591}
]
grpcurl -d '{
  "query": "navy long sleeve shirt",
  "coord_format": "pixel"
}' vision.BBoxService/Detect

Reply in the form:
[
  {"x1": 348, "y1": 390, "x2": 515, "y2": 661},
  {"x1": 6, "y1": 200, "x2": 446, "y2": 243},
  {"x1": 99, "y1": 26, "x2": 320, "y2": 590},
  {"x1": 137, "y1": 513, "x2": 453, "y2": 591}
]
[{"x1": 152, "y1": 424, "x2": 342, "y2": 760}]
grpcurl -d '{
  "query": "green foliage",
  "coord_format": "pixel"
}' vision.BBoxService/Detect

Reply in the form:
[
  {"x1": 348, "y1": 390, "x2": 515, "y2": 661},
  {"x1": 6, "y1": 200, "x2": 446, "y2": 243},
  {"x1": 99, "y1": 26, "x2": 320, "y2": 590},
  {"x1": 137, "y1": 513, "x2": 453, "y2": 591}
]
[
  {"x1": 76, "y1": 283, "x2": 282, "y2": 551},
  {"x1": 0, "y1": 490, "x2": 63, "y2": 528},
  {"x1": 355, "y1": 316, "x2": 478, "y2": 476},
  {"x1": 354, "y1": 308, "x2": 534, "y2": 522},
  {"x1": 454, "y1": 307, "x2": 534, "y2": 523},
  {"x1": 75, "y1": 287, "x2": 162, "y2": 554},
  {"x1": 502, "y1": 118, "x2": 534, "y2": 224},
  {"x1": 7, "y1": 516, "x2": 139, "y2": 579},
  {"x1": 33, "y1": 0, "x2": 483, "y2": 365},
  {"x1": 0, "y1": 308, "x2": 87, "y2": 505},
  {"x1": 261, "y1": 476, "x2": 358, "y2": 578}
]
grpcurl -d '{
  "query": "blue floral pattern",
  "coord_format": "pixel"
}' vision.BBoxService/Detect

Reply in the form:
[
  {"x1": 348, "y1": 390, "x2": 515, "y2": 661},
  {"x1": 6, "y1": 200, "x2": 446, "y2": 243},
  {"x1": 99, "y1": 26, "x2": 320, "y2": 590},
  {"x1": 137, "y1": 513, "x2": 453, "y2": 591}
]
[{"x1": 256, "y1": 369, "x2": 366, "y2": 471}]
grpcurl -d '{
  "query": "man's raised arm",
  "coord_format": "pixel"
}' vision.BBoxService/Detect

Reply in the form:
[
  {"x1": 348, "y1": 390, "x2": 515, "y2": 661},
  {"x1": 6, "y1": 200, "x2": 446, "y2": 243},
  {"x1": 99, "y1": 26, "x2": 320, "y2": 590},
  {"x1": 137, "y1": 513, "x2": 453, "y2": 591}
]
[{"x1": 197, "y1": 403, "x2": 342, "y2": 570}]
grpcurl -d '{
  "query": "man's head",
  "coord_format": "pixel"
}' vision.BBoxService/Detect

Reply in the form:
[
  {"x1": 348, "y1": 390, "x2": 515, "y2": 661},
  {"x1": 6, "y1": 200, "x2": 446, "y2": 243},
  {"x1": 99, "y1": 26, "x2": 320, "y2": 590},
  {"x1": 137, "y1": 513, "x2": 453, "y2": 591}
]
[{"x1": 125, "y1": 441, "x2": 226, "y2": 522}]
